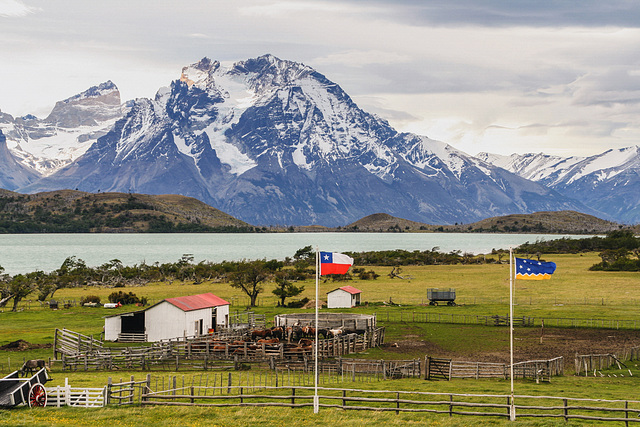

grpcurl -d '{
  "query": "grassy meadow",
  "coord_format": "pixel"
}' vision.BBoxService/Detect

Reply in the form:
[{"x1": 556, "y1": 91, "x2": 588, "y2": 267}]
[{"x1": 1, "y1": 252, "x2": 640, "y2": 425}]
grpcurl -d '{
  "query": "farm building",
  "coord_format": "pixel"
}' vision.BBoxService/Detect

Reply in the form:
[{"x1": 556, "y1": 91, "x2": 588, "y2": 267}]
[
  {"x1": 327, "y1": 286, "x2": 361, "y2": 309},
  {"x1": 104, "y1": 293, "x2": 230, "y2": 342}
]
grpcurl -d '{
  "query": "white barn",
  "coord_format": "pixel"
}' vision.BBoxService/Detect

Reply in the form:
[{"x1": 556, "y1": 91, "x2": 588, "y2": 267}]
[
  {"x1": 327, "y1": 286, "x2": 362, "y2": 309},
  {"x1": 104, "y1": 293, "x2": 230, "y2": 342}
]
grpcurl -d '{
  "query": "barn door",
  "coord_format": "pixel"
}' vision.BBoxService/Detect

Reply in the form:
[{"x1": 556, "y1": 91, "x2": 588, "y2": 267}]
[{"x1": 195, "y1": 319, "x2": 203, "y2": 336}]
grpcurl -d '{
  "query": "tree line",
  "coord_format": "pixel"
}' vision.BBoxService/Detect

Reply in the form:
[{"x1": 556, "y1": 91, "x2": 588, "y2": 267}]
[
  {"x1": 517, "y1": 230, "x2": 640, "y2": 271},
  {"x1": 3, "y1": 235, "x2": 636, "y2": 312}
]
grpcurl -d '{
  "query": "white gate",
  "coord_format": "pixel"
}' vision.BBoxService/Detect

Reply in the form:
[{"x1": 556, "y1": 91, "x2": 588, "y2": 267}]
[{"x1": 46, "y1": 378, "x2": 106, "y2": 407}]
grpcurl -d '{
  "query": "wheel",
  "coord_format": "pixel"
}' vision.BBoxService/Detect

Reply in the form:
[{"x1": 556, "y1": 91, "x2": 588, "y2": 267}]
[{"x1": 28, "y1": 383, "x2": 47, "y2": 407}]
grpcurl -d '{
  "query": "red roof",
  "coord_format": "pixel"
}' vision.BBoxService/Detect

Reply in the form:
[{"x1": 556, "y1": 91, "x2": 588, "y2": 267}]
[
  {"x1": 165, "y1": 293, "x2": 229, "y2": 312},
  {"x1": 338, "y1": 286, "x2": 361, "y2": 295}
]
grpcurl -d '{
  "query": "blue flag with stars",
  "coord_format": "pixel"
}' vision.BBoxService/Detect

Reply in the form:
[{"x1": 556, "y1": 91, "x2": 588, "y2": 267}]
[{"x1": 515, "y1": 257, "x2": 556, "y2": 280}]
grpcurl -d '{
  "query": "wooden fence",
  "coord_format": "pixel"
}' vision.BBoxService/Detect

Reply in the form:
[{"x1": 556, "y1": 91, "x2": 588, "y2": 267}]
[
  {"x1": 574, "y1": 346, "x2": 640, "y2": 376},
  {"x1": 106, "y1": 375, "x2": 153, "y2": 406},
  {"x1": 376, "y1": 311, "x2": 640, "y2": 330},
  {"x1": 273, "y1": 358, "x2": 422, "y2": 380},
  {"x1": 140, "y1": 385, "x2": 640, "y2": 423},
  {"x1": 53, "y1": 328, "x2": 104, "y2": 359},
  {"x1": 46, "y1": 378, "x2": 106, "y2": 408},
  {"x1": 59, "y1": 328, "x2": 386, "y2": 372},
  {"x1": 425, "y1": 356, "x2": 564, "y2": 381}
]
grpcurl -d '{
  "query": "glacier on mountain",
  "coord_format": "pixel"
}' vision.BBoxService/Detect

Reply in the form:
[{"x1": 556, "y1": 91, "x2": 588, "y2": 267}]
[{"x1": 3, "y1": 54, "x2": 610, "y2": 226}]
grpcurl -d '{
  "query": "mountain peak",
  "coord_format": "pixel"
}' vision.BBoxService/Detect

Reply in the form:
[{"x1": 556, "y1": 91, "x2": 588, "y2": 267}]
[
  {"x1": 180, "y1": 57, "x2": 221, "y2": 88},
  {"x1": 44, "y1": 81, "x2": 122, "y2": 128}
]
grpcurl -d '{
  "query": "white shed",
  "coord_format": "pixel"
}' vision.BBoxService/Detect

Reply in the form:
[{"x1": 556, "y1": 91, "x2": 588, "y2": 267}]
[
  {"x1": 327, "y1": 286, "x2": 362, "y2": 309},
  {"x1": 104, "y1": 293, "x2": 230, "y2": 342}
]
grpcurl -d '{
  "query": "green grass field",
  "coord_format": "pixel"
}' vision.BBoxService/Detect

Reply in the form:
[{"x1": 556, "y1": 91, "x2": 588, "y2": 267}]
[{"x1": 1, "y1": 252, "x2": 640, "y2": 425}]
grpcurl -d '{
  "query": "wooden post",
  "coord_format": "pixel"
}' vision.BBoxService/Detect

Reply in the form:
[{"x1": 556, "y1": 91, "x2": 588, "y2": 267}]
[
  {"x1": 563, "y1": 398, "x2": 568, "y2": 422},
  {"x1": 342, "y1": 389, "x2": 346, "y2": 408},
  {"x1": 130, "y1": 375, "x2": 135, "y2": 405},
  {"x1": 228, "y1": 372, "x2": 232, "y2": 394},
  {"x1": 395, "y1": 392, "x2": 400, "y2": 415},
  {"x1": 625, "y1": 400, "x2": 629, "y2": 427},
  {"x1": 424, "y1": 356, "x2": 431, "y2": 380},
  {"x1": 106, "y1": 377, "x2": 112, "y2": 405},
  {"x1": 190, "y1": 386, "x2": 195, "y2": 403}
]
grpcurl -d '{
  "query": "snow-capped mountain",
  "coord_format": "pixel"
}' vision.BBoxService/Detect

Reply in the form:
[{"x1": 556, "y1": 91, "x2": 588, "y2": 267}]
[
  {"x1": 0, "y1": 81, "x2": 122, "y2": 177},
  {"x1": 11, "y1": 55, "x2": 592, "y2": 226},
  {"x1": 0, "y1": 129, "x2": 40, "y2": 190},
  {"x1": 479, "y1": 146, "x2": 640, "y2": 223}
]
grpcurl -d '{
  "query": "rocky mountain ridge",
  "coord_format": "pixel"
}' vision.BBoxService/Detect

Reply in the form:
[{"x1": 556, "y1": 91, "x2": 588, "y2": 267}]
[{"x1": 0, "y1": 54, "x2": 635, "y2": 225}]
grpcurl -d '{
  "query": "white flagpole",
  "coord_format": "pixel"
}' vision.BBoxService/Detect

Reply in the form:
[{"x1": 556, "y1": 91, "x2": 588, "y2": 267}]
[
  {"x1": 314, "y1": 246, "x2": 319, "y2": 413},
  {"x1": 509, "y1": 247, "x2": 516, "y2": 421}
]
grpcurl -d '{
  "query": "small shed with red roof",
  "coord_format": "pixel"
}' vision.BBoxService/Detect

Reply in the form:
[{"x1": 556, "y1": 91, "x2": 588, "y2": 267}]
[
  {"x1": 327, "y1": 285, "x2": 362, "y2": 309},
  {"x1": 104, "y1": 293, "x2": 230, "y2": 342}
]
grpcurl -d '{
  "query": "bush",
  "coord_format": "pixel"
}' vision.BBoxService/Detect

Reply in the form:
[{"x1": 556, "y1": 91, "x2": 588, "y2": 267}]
[
  {"x1": 108, "y1": 291, "x2": 146, "y2": 305},
  {"x1": 80, "y1": 295, "x2": 101, "y2": 305}
]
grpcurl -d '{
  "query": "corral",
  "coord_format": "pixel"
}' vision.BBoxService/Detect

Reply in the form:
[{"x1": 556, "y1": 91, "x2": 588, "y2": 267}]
[{"x1": 274, "y1": 312, "x2": 376, "y2": 332}]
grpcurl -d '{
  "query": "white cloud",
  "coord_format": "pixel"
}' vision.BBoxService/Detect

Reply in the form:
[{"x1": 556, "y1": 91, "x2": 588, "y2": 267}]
[{"x1": 0, "y1": 0, "x2": 38, "y2": 17}]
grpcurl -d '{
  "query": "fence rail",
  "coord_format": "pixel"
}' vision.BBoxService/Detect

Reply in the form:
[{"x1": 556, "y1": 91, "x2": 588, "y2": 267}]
[
  {"x1": 59, "y1": 328, "x2": 385, "y2": 372},
  {"x1": 140, "y1": 385, "x2": 640, "y2": 423},
  {"x1": 425, "y1": 356, "x2": 564, "y2": 381},
  {"x1": 53, "y1": 328, "x2": 104, "y2": 359},
  {"x1": 377, "y1": 311, "x2": 640, "y2": 330},
  {"x1": 46, "y1": 378, "x2": 106, "y2": 408}
]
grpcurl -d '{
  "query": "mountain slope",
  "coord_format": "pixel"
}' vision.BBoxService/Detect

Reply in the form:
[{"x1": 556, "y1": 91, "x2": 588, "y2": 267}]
[
  {"x1": 479, "y1": 146, "x2": 640, "y2": 223},
  {"x1": 0, "y1": 130, "x2": 40, "y2": 190},
  {"x1": 18, "y1": 55, "x2": 593, "y2": 226},
  {"x1": 0, "y1": 81, "x2": 122, "y2": 177}
]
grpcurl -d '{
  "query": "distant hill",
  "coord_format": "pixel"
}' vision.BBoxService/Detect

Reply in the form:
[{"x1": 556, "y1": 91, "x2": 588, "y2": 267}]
[
  {"x1": 0, "y1": 189, "x2": 255, "y2": 233},
  {"x1": 345, "y1": 211, "x2": 626, "y2": 234},
  {"x1": 440, "y1": 210, "x2": 622, "y2": 234},
  {"x1": 346, "y1": 213, "x2": 433, "y2": 232}
]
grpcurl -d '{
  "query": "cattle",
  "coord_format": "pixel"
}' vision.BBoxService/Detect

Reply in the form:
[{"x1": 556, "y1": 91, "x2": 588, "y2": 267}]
[
  {"x1": 270, "y1": 326, "x2": 284, "y2": 340},
  {"x1": 297, "y1": 338, "x2": 313, "y2": 347},
  {"x1": 251, "y1": 329, "x2": 272, "y2": 340},
  {"x1": 19, "y1": 359, "x2": 48, "y2": 376},
  {"x1": 328, "y1": 327, "x2": 343, "y2": 338},
  {"x1": 257, "y1": 338, "x2": 279, "y2": 344},
  {"x1": 301, "y1": 326, "x2": 316, "y2": 338}
]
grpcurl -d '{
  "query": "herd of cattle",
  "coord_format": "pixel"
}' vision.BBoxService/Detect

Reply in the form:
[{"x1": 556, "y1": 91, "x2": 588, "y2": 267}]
[
  {"x1": 188, "y1": 325, "x2": 369, "y2": 360},
  {"x1": 250, "y1": 325, "x2": 364, "y2": 341}
]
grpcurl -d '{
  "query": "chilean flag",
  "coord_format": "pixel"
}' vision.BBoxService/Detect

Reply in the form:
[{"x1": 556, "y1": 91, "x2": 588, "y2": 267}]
[{"x1": 320, "y1": 251, "x2": 354, "y2": 275}]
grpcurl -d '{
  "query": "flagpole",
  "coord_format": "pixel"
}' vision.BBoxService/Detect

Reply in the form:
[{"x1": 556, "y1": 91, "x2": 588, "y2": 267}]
[
  {"x1": 314, "y1": 246, "x2": 319, "y2": 413},
  {"x1": 509, "y1": 246, "x2": 515, "y2": 421}
]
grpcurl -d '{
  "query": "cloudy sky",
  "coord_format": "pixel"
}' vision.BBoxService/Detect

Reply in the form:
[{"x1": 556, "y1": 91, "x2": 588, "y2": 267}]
[{"x1": 1, "y1": 0, "x2": 639, "y2": 157}]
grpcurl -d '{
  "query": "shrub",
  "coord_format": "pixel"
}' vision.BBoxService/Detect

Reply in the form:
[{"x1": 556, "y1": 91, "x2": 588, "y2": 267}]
[
  {"x1": 108, "y1": 291, "x2": 144, "y2": 305},
  {"x1": 80, "y1": 295, "x2": 101, "y2": 305}
]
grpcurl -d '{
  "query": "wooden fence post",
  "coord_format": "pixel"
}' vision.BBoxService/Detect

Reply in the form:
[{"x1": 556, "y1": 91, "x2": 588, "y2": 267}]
[
  {"x1": 625, "y1": 401, "x2": 629, "y2": 427},
  {"x1": 563, "y1": 398, "x2": 568, "y2": 422},
  {"x1": 291, "y1": 387, "x2": 296, "y2": 406},
  {"x1": 424, "y1": 356, "x2": 429, "y2": 380},
  {"x1": 395, "y1": 392, "x2": 400, "y2": 414},
  {"x1": 130, "y1": 375, "x2": 135, "y2": 405}
]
